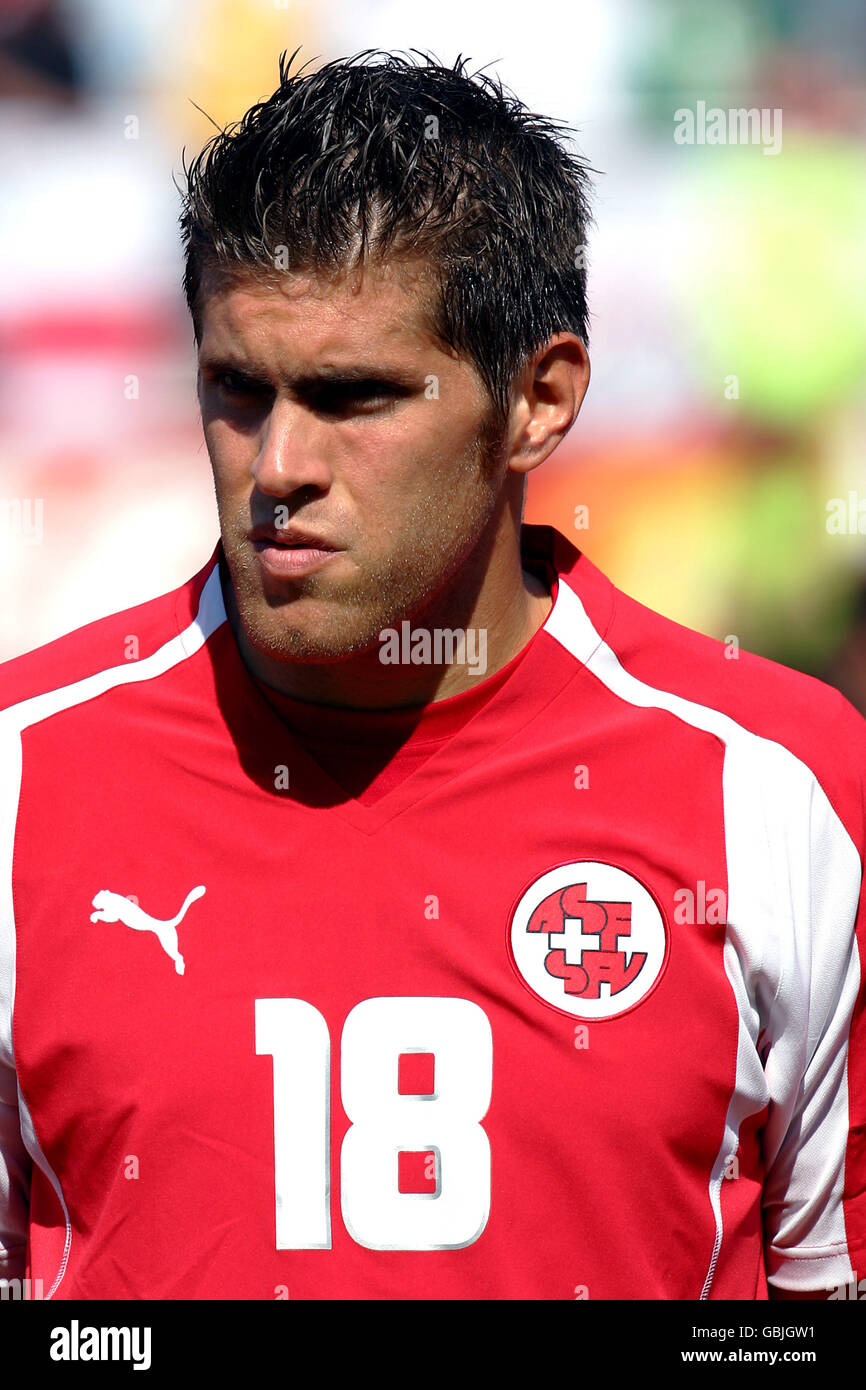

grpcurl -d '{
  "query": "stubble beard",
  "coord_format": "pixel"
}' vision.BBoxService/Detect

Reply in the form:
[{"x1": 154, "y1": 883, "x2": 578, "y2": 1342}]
[{"x1": 217, "y1": 404, "x2": 510, "y2": 665}]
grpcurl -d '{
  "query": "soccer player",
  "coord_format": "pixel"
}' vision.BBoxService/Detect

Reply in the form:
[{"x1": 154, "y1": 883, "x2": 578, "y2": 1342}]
[{"x1": 1, "y1": 50, "x2": 865, "y2": 1301}]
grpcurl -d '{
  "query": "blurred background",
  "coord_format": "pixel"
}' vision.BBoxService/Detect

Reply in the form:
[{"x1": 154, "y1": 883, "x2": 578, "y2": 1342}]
[{"x1": 1, "y1": 0, "x2": 865, "y2": 711}]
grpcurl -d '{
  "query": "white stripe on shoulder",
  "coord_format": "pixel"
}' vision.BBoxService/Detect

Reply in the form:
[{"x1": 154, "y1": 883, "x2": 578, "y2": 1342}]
[
  {"x1": 2, "y1": 561, "x2": 226, "y2": 737},
  {"x1": 0, "y1": 562, "x2": 225, "y2": 1295},
  {"x1": 549, "y1": 577, "x2": 862, "y2": 1297}
]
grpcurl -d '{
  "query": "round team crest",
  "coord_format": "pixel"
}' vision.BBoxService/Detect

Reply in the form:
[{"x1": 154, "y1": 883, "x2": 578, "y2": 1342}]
[{"x1": 507, "y1": 862, "x2": 669, "y2": 1021}]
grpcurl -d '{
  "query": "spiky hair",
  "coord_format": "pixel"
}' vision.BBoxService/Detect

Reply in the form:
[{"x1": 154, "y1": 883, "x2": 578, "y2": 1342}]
[{"x1": 179, "y1": 48, "x2": 594, "y2": 421}]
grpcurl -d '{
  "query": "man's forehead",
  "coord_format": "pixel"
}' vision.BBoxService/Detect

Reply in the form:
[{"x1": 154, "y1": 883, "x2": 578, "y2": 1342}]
[{"x1": 197, "y1": 259, "x2": 444, "y2": 362}]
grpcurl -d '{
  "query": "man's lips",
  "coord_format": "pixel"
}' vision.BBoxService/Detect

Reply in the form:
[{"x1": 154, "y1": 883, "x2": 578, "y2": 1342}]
[
  {"x1": 248, "y1": 523, "x2": 341, "y2": 549},
  {"x1": 248, "y1": 526, "x2": 343, "y2": 577}
]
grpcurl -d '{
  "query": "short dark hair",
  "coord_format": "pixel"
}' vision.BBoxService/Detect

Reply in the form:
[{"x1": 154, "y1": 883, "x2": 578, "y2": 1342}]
[{"x1": 178, "y1": 48, "x2": 594, "y2": 422}]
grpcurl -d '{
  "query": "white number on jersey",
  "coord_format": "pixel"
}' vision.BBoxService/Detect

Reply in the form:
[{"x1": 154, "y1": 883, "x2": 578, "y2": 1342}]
[{"x1": 255, "y1": 996, "x2": 493, "y2": 1251}]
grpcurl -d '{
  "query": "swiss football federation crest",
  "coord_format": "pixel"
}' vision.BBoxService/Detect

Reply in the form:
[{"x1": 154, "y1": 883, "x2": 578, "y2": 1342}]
[{"x1": 508, "y1": 862, "x2": 668, "y2": 1020}]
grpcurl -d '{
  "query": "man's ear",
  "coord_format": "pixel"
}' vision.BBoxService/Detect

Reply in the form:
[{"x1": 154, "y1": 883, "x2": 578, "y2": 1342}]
[{"x1": 506, "y1": 333, "x2": 590, "y2": 479}]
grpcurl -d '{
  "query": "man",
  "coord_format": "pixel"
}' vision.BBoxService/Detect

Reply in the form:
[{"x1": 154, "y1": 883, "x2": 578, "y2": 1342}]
[{"x1": 1, "y1": 49, "x2": 864, "y2": 1301}]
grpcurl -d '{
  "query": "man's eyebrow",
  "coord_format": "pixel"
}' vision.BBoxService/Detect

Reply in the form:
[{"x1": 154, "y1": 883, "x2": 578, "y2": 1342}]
[{"x1": 197, "y1": 355, "x2": 419, "y2": 388}]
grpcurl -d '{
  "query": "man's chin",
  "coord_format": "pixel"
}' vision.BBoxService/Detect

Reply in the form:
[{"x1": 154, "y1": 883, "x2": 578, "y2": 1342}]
[
  {"x1": 238, "y1": 604, "x2": 389, "y2": 666},
  {"x1": 221, "y1": 549, "x2": 386, "y2": 662}
]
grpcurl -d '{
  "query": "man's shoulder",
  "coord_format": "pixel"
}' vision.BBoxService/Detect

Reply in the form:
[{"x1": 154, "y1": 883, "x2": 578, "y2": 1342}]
[
  {"x1": 533, "y1": 527, "x2": 864, "y2": 814},
  {"x1": 0, "y1": 546, "x2": 222, "y2": 719},
  {"x1": 596, "y1": 573, "x2": 866, "y2": 838}
]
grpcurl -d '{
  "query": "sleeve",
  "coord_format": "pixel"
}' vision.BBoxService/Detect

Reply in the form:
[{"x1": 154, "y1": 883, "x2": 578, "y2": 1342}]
[
  {"x1": 760, "y1": 690, "x2": 866, "y2": 1295},
  {"x1": 0, "y1": 1068, "x2": 30, "y2": 1282},
  {"x1": 0, "y1": 716, "x2": 31, "y2": 1283}
]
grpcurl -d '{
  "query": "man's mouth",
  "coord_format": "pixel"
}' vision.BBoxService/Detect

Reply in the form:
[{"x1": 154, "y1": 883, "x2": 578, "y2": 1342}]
[{"x1": 249, "y1": 525, "x2": 343, "y2": 577}]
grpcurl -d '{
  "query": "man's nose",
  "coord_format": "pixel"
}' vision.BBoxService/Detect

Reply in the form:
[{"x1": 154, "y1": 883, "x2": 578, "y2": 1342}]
[{"x1": 251, "y1": 396, "x2": 333, "y2": 495}]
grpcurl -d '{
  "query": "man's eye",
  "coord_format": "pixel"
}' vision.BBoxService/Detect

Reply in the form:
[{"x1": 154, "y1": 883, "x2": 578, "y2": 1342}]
[
  {"x1": 313, "y1": 388, "x2": 398, "y2": 416},
  {"x1": 215, "y1": 372, "x2": 269, "y2": 399},
  {"x1": 208, "y1": 373, "x2": 400, "y2": 415}
]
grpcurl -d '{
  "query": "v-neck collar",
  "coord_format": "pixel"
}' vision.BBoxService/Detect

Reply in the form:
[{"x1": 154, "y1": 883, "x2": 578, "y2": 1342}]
[
  {"x1": 247, "y1": 608, "x2": 537, "y2": 808},
  {"x1": 181, "y1": 526, "x2": 616, "y2": 836}
]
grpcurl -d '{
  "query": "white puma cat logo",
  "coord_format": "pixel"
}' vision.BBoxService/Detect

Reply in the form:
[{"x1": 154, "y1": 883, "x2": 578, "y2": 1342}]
[{"x1": 89, "y1": 885, "x2": 206, "y2": 975}]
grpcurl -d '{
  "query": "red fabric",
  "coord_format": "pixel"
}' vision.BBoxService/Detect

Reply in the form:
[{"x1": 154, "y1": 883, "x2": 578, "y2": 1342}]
[{"x1": 2, "y1": 525, "x2": 864, "y2": 1299}]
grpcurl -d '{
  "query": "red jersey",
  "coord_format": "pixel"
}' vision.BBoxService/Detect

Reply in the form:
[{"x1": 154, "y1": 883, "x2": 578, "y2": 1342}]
[{"x1": 1, "y1": 524, "x2": 865, "y2": 1299}]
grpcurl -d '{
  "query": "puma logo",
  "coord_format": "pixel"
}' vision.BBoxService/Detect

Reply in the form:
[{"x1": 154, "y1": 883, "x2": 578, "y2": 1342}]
[{"x1": 89, "y1": 886, "x2": 206, "y2": 975}]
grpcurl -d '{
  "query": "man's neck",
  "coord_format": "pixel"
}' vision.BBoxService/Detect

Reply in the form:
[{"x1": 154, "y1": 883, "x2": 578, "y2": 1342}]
[{"x1": 223, "y1": 529, "x2": 552, "y2": 711}]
